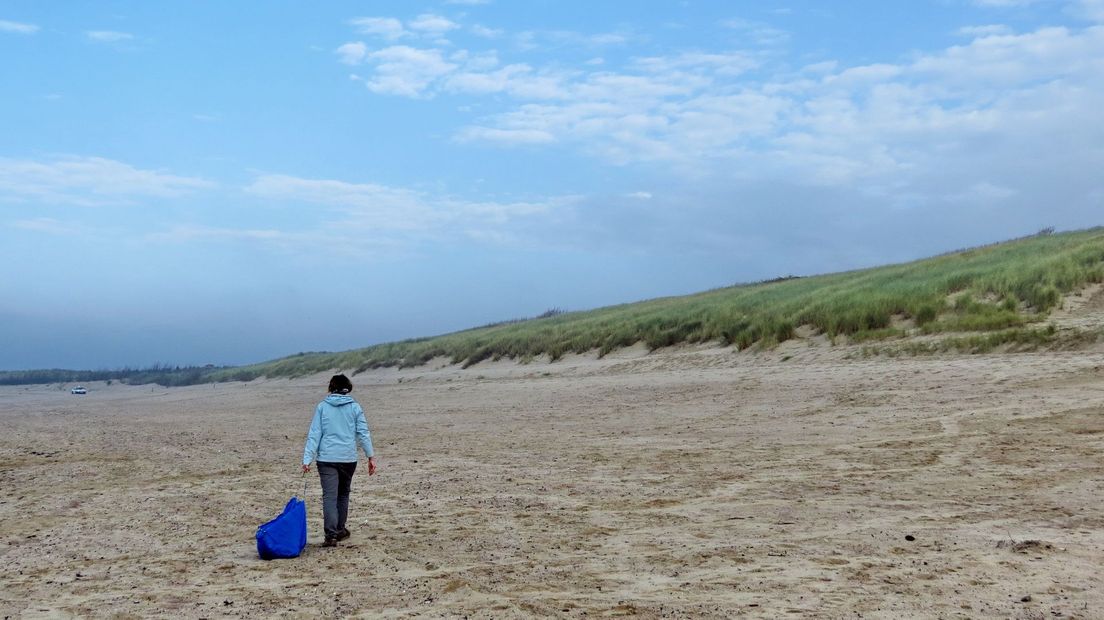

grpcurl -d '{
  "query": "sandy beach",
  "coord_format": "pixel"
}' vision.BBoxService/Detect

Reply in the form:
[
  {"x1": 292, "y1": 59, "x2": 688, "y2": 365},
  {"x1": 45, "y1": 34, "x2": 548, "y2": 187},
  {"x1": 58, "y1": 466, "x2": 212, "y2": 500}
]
[{"x1": 2, "y1": 339, "x2": 1103, "y2": 618}]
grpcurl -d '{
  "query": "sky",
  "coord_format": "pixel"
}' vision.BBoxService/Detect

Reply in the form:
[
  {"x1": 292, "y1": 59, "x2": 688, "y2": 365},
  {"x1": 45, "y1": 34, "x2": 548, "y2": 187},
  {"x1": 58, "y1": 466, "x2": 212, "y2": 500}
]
[{"x1": 2, "y1": 0, "x2": 1103, "y2": 370}]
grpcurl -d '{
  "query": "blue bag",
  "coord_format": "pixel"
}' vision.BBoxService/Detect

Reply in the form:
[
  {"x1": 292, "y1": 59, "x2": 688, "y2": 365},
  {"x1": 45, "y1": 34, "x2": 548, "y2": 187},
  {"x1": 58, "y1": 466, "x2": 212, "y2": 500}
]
[{"x1": 256, "y1": 496, "x2": 307, "y2": 560}]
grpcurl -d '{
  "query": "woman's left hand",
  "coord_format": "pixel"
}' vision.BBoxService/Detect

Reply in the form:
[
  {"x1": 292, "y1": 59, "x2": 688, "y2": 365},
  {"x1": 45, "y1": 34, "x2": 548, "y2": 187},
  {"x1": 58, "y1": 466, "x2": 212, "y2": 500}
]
[{"x1": 302, "y1": 464, "x2": 311, "y2": 474}]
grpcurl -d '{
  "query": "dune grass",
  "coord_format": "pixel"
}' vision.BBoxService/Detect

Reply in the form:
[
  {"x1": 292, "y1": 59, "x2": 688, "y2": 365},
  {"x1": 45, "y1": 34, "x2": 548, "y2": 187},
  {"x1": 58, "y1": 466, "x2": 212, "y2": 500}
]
[
  {"x1": 859, "y1": 323, "x2": 1102, "y2": 357},
  {"x1": 5, "y1": 227, "x2": 1103, "y2": 387},
  {"x1": 202, "y1": 226, "x2": 1104, "y2": 383}
]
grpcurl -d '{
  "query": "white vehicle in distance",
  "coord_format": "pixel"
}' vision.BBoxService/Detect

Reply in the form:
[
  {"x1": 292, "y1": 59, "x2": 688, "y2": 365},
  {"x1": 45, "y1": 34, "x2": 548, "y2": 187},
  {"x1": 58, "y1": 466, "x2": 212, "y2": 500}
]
[{"x1": 70, "y1": 386, "x2": 87, "y2": 395}]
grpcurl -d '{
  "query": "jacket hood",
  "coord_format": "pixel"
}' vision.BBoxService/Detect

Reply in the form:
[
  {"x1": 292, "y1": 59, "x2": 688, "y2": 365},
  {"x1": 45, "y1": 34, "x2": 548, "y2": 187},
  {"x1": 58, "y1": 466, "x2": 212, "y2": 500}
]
[{"x1": 324, "y1": 394, "x2": 355, "y2": 406}]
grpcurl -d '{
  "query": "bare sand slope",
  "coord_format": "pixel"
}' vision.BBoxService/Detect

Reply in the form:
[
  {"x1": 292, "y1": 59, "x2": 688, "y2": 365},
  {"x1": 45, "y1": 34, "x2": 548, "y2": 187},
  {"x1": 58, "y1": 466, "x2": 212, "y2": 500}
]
[{"x1": 2, "y1": 344, "x2": 1103, "y2": 619}]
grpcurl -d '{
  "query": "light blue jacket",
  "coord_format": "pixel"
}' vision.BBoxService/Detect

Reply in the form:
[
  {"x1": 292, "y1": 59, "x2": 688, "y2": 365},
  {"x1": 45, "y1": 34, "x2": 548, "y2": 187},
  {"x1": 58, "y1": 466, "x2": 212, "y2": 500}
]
[{"x1": 302, "y1": 394, "x2": 375, "y2": 465}]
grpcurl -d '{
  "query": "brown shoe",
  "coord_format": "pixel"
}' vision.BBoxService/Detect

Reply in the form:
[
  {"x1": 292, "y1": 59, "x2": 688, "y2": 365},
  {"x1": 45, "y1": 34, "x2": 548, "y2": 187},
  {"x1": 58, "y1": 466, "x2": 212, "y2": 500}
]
[
  {"x1": 335, "y1": 528, "x2": 350, "y2": 541},
  {"x1": 322, "y1": 538, "x2": 337, "y2": 547}
]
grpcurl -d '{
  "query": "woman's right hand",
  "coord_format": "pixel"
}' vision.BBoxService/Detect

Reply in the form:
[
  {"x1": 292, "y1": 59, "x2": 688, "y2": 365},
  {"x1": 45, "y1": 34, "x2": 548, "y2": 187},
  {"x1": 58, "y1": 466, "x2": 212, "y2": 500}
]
[{"x1": 302, "y1": 464, "x2": 311, "y2": 474}]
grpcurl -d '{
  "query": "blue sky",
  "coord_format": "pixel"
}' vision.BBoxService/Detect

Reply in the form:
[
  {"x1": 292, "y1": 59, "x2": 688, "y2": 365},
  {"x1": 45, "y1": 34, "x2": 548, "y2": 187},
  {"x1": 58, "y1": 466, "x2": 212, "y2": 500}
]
[{"x1": 2, "y1": 1, "x2": 1102, "y2": 370}]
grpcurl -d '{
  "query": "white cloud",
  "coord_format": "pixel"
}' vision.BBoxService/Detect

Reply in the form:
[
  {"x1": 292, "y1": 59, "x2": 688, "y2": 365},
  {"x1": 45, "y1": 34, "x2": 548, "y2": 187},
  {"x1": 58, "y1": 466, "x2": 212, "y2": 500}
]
[
  {"x1": 800, "y1": 60, "x2": 838, "y2": 75},
  {"x1": 910, "y1": 26, "x2": 1102, "y2": 92},
  {"x1": 444, "y1": 0, "x2": 491, "y2": 5},
  {"x1": 0, "y1": 156, "x2": 214, "y2": 205},
  {"x1": 513, "y1": 31, "x2": 538, "y2": 51},
  {"x1": 957, "y1": 24, "x2": 1014, "y2": 37},
  {"x1": 10, "y1": 218, "x2": 83, "y2": 235},
  {"x1": 143, "y1": 224, "x2": 372, "y2": 257},
  {"x1": 358, "y1": 46, "x2": 457, "y2": 97},
  {"x1": 972, "y1": 0, "x2": 1041, "y2": 6},
  {"x1": 134, "y1": 172, "x2": 573, "y2": 257},
  {"x1": 335, "y1": 41, "x2": 368, "y2": 65},
  {"x1": 445, "y1": 64, "x2": 528, "y2": 94},
  {"x1": 360, "y1": 46, "x2": 755, "y2": 104},
  {"x1": 352, "y1": 43, "x2": 759, "y2": 103},
  {"x1": 148, "y1": 225, "x2": 295, "y2": 242},
  {"x1": 348, "y1": 14, "x2": 467, "y2": 46},
  {"x1": 349, "y1": 17, "x2": 407, "y2": 40},
  {"x1": 948, "y1": 182, "x2": 1018, "y2": 203},
  {"x1": 447, "y1": 52, "x2": 779, "y2": 164},
  {"x1": 1073, "y1": 0, "x2": 1104, "y2": 21},
  {"x1": 86, "y1": 30, "x2": 134, "y2": 42},
  {"x1": 574, "y1": 72, "x2": 704, "y2": 102},
  {"x1": 633, "y1": 51, "x2": 758, "y2": 76},
  {"x1": 449, "y1": 49, "x2": 500, "y2": 71},
  {"x1": 590, "y1": 32, "x2": 629, "y2": 46},
  {"x1": 453, "y1": 22, "x2": 1104, "y2": 191},
  {"x1": 245, "y1": 174, "x2": 565, "y2": 235},
  {"x1": 628, "y1": 191, "x2": 653, "y2": 199},
  {"x1": 246, "y1": 174, "x2": 437, "y2": 230},
  {"x1": 826, "y1": 63, "x2": 903, "y2": 85},
  {"x1": 444, "y1": 62, "x2": 572, "y2": 99},
  {"x1": 331, "y1": 11, "x2": 1103, "y2": 217},
  {"x1": 454, "y1": 126, "x2": 557, "y2": 144},
  {"x1": 0, "y1": 19, "x2": 38, "y2": 34},
  {"x1": 470, "y1": 24, "x2": 503, "y2": 38},
  {"x1": 720, "y1": 18, "x2": 790, "y2": 46},
  {"x1": 408, "y1": 13, "x2": 459, "y2": 35},
  {"x1": 542, "y1": 29, "x2": 636, "y2": 48}
]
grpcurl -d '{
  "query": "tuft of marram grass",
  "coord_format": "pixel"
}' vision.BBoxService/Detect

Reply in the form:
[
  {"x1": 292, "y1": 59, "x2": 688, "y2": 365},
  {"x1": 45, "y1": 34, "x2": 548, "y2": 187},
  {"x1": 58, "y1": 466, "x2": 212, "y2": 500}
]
[{"x1": 858, "y1": 324, "x2": 1103, "y2": 357}]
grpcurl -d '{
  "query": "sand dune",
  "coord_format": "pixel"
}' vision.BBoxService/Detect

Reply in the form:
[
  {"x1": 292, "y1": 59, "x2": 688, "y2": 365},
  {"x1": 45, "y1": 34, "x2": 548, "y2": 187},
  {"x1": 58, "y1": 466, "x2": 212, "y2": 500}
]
[{"x1": 2, "y1": 340, "x2": 1103, "y2": 618}]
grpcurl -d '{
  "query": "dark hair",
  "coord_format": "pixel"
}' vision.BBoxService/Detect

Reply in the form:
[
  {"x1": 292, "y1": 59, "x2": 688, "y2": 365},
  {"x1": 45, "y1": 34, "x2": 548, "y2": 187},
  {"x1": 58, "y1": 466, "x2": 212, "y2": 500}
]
[{"x1": 328, "y1": 374, "x2": 353, "y2": 394}]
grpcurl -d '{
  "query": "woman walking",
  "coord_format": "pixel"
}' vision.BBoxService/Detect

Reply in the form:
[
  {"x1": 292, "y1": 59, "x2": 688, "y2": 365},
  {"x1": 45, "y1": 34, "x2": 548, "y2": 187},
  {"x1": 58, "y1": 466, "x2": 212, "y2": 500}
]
[{"x1": 302, "y1": 374, "x2": 377, "y2": 547}]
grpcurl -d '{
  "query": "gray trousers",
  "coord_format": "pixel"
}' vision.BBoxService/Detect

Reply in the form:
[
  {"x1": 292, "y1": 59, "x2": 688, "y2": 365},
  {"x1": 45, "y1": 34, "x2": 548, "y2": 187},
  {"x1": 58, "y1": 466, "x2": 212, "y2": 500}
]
[{"x1": 317, "y1": 461, "x2": 357, "y2": 540}]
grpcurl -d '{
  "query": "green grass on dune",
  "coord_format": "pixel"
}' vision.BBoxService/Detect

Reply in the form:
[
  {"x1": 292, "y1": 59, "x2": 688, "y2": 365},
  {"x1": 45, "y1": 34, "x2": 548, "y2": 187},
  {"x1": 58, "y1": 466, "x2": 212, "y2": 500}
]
[
  {"x1": 5, "y1": 227, "x2": 1103, "y2": 387},
  {"x1": 206, "y1": 227, "x2": 1104, "y2": 383}
]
